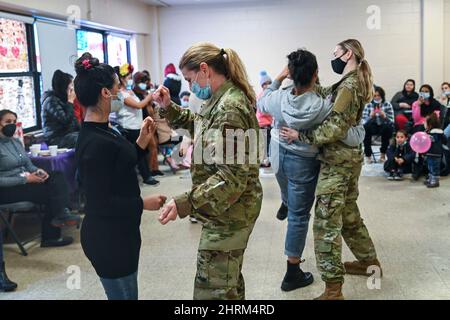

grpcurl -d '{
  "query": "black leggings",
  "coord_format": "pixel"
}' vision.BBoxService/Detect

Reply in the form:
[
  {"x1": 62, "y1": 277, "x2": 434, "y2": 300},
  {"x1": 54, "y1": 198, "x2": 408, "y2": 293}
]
[
  {"x1": 122, "y1": 129, "x2": 150, "y2": 180},
  {"x1": 0, "y1": 171, "x2": 69, "y2": 240},
  {"x1": 364, "y1": 121, "x2": 394, "y2": 157}
]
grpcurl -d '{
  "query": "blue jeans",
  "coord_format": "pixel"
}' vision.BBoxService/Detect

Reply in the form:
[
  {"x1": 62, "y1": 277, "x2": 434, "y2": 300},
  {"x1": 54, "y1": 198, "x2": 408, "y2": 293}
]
[
  {"x1": 427, "y1": 156, "x2": 441, "y2": 177},
  {"x1": 100, "y1": 271, "x2": 138, "y2": 300},
  {"x1": 444, "y1": 124, "x2": 450, "y2": 138},
  {"x1": 275, "y1": 147, "x2": 320, "y2": 258}
]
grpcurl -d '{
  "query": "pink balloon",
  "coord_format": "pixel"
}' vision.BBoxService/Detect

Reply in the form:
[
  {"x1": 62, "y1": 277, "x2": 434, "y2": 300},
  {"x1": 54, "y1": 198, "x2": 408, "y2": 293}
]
[{"x1": 410, "y1": 131, "x2": 432, "y2": 154}]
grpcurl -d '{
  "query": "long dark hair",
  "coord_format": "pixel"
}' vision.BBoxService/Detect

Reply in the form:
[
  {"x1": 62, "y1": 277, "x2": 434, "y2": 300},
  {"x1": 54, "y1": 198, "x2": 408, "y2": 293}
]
[
  {"x1": 74, "y1": 52, "x2": 116, "y2": 107},
  {"x1": 418, "y1": 84, "x2": 441, "y2": 118},
  {"x1": 402, "y1": 79, "x2": 416, "y2": 97},
  {"x1": 374, "y1": 86, "x2": 386, "y2": 103},
  {"x1": 52, "y1": 70, "x2": 73, "y2": 103}
]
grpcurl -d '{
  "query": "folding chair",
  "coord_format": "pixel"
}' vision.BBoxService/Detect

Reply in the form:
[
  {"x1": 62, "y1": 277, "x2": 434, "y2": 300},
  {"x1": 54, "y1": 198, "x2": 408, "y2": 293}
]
[{"x1": 0, "y1": 202, "x2": 41, "y2": 256}]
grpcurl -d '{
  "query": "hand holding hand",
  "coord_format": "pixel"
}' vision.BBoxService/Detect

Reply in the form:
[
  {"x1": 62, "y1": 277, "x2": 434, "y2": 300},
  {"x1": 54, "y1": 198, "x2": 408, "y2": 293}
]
[
  {"x1": 137, "y1": 117, "x2": 156, "y2": 149},
  {"x1": 158, "y1": 199, "x2": 178, "y2": 225},
  {"x1": 152, "y1": 86, "x2": 172, "y2": 108},
  {"x1": 143, "y1": 194, "x2": 167, "y2": 211}
]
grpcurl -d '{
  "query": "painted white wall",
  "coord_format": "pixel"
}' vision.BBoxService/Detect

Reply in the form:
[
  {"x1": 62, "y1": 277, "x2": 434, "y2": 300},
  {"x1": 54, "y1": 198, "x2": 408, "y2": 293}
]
[
  {"x1": 157, "y1": 0, "x2": 422, "y2": 99},
  {"x1": 423, "y1": 0, "x2": 445, "y2": 92}
]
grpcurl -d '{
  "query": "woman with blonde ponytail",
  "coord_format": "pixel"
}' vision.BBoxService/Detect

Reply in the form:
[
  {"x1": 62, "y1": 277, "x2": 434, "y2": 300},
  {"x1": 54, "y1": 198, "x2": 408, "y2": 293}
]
[
  {"x1": 153, "y1": 42, "x2": 262, "y2": 300},
  {"x1": 295, "y1": 39, "x2": 381, "y2": 300}
]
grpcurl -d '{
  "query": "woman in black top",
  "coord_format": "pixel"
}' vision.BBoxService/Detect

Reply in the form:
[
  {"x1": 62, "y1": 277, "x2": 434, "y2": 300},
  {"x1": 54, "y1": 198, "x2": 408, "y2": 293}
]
[
  {"x1": 391, "y1": 79, "x2": 419, "y2": 131},
  {"x1": 74, "y1": 53, "x2": 166, "y2": 300}
]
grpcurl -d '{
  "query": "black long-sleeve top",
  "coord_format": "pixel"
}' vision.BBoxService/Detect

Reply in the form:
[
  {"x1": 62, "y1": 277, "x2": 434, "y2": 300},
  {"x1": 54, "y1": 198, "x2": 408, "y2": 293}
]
[{"x1": 75, "y1": 121, "x2": 146, "y2": 279}]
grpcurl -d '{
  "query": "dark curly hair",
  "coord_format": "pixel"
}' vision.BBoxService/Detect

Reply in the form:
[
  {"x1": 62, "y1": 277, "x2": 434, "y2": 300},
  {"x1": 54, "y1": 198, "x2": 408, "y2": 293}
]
[
  {"x1": 74, "y1": 52, "x2": 116, "y2": 107},
  {"x1": 287, "y1": 49, "x2": 318, "y2": 88}
]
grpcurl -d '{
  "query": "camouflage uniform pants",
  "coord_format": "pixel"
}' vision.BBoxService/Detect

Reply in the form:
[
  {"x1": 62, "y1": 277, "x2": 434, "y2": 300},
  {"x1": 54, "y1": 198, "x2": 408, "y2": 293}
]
[
  {"x1": 313, "y1": 161, "x2": 378, "y2": 283},
  {"x1": 193, "y1": 249, "x2": 245, "y2": 300}
]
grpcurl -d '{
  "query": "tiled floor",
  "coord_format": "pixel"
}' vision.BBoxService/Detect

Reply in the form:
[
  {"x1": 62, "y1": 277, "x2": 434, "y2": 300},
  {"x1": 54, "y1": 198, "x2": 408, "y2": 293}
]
[{"x1": 1, "y1": 162, "x2": 450, "y2": 300}]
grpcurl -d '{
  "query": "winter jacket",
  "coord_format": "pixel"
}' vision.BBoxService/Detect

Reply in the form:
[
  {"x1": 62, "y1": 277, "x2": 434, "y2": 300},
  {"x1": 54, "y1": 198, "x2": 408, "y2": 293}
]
[
  {"x1": 41, "y1": 91, "x2": 80, "y2": 145},
  {"x1": 427, "y1": 128, "x2": 447, "y2": 157}
]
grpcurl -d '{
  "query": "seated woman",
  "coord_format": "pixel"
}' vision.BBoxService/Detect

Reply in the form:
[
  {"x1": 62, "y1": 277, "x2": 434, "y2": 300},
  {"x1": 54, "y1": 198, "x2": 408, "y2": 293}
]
[
  {"x1": 362, "y1": 86, "x2": 394, "y2": 163},
  {"x1": 0, "y1": 110, "x2": 80, "y2": 250},
  {"x1": 391, "y1": 79, "x2": 419, "y2": 131},
  {"x1": 411, "y1": 84, "x2": 441, "y2": 133},
  {"x1": 41, "y1": 70, "x2": 80, "y2": 148}
]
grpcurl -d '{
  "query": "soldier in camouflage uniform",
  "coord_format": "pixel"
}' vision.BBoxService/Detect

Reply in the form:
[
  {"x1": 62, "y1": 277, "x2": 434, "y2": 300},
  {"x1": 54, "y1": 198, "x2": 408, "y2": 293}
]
[
  {"x1": 154, "y1": 43, "x2": 262, "y2": 300},
  {"x1": 298, "y1": 40, "x2": 382, "y2": 300}
]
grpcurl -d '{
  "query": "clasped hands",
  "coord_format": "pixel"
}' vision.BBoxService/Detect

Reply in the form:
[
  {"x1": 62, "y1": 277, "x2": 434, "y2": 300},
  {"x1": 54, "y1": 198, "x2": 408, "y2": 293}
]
[{"x1": 142, "y1": 195, "x2": 178, "y2": 226}]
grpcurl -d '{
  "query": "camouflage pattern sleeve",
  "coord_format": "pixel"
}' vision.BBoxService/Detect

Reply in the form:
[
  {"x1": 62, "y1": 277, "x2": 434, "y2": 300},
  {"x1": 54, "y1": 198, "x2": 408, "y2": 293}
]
[
  {"x1": 174, "y1": 106, "x2": 253, "y2": 219},
  {"x1": 159, "y1": 101, "x2": 202, "y2": 137},
  {"x1": 303, "y1": 87, "x2": 354, "y2": 146},
  {"x1": 314, "y1": 84, "x2": 333, "y2": 98}
]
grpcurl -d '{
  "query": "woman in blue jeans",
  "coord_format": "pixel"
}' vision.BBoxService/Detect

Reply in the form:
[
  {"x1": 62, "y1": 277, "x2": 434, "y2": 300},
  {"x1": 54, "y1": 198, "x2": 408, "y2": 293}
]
[{"x1": 258, "y1": 49, "x2": 364, "y2": 292}]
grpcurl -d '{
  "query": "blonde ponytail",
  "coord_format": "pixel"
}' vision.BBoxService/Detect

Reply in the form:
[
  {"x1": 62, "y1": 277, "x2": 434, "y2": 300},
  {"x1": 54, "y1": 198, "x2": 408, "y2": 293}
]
[
  {"x1": 222, "y1": 48, "x2": 256, "y2": 107},
  {"x1": 179, "y1": 42, "x2": 256, "y2": 107},
  {"x1": 338, "y1": 39, "x2": 374, "y2": 104}
]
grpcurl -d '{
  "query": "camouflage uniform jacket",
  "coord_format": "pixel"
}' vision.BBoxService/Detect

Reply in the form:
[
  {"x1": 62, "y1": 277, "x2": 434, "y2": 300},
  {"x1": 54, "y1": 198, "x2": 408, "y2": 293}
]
[
  {"x1": 301, "y1": 70, "x2": 366, "y2": 167},
  {"x1": 160, "y1": 80, "x2": 263, "y2": 251}
]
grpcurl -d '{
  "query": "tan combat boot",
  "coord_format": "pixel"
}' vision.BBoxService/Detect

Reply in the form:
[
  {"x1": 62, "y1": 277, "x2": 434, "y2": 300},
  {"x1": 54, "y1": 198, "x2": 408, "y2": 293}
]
[
  {"x1": 314, "y1": 282, "x2": 344, "y2": 300},
  {"x1": 344, "y1": 259, "x2": 383, "y2": 277}
]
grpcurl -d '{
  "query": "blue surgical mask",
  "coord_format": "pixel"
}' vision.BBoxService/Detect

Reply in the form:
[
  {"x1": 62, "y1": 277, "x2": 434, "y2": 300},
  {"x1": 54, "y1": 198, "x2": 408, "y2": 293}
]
[
  {"x1": 373, "y1": 99, "x2": 382, "y2": 104},
  {"x1": 420, "y1": 92, "x2": 430, "y2": 100},
  {"x1": 181, "y1": 100, "x2": 189, "y2": 108},
  {"x1": 191, "y1": 72, "x2": 212, "y2": 100},
  {"x1": 443, "y1": 91, "x2": 450, "y2": 97},
  {"x1": 126, "y1": 79, "x2": 133, "y2": 90},
  {"x1": 138, "y1": 83, "x2": 147, "y2": 91}
]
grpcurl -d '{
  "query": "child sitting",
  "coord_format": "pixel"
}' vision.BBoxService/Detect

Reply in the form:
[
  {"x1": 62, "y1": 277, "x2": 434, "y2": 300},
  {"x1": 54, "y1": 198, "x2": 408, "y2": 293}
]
[
  {"x1": 424, "y1": 113, "x2": 447, "y2": 188},
  {"x1": 384, "y1": 130, "x2": 415, "y2": 180}
]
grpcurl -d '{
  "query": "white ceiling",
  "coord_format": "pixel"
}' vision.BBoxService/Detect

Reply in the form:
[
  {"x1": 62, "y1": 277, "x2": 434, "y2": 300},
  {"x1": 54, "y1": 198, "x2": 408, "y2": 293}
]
[{"x1": 140, "y1": 0, "x2": 260, "y2": 7}]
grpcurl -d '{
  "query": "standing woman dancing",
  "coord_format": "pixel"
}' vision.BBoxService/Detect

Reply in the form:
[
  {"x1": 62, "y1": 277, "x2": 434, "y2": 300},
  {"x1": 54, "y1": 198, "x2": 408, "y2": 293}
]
[
  {"x1": 74, "y1": 53, "x2": 166, "y2": 300},
  {"x1": 154, "y1": 43, "x2": 262, "y2": 300},
  {"x1": 297, "y1": 39, "x2": 381, "y2": 300}
]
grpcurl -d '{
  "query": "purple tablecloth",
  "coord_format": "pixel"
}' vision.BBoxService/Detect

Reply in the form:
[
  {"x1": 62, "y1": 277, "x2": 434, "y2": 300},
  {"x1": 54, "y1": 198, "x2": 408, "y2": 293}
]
[{"x1": 30, "y1": 149, "x2": 78, "y2": 193}]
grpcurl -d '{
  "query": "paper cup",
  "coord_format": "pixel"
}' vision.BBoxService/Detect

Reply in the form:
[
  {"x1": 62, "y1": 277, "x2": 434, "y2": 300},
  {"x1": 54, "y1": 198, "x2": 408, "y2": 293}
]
[
  {"x1": 30, "y1": 146, "x2": 39, "y2": 157},
  {"x1": 49, "y1": 145, "x2": 58, "y2": 157}
]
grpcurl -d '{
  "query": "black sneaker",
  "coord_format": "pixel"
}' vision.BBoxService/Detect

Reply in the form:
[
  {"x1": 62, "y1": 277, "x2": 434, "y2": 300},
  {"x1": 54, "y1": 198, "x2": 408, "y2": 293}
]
[
  {"x1": 387, "y1": 172, "x2": 395, "y2": 181},
  {"x1": 276, "y1": 203, "x2": 288, "y2": 221},
  {"x1": 41, "y1": 236, "x2": 73, "y2": 248},
  {"x1": 427, "y1": 177, "x2": 440, "y2": 188},
  {"x1": 51, "y1": 209, "x2": 81, "y2": 228},
  {"x1": 144, "y1": 177, "x2": 160, "y2": 186},
  {"x1": 394, "y1": 172, "x2": 403, "y2": 181},
  {"x1": 281, "y1": 261, "x2": 314, "y2": 292},
  {"x1": 151, "y1": 170, "x2": 165, "y2": 177}
]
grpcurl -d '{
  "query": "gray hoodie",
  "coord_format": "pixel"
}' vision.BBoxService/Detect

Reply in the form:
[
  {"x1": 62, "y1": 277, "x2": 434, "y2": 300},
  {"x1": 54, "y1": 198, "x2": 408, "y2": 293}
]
[
  {"x1": 257, "y1": 79, "x2": 364, "y2": 158},
  {"x1": 0, "y1": 136, "x2": 38, "y2": 187}
]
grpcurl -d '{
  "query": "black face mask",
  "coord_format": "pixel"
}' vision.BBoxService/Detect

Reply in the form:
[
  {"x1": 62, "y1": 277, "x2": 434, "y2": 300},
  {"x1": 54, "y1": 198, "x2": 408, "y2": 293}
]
[
  {"x1": 331, "y1": 53, "x2": 348, "y2": 75},
  {"x1": 1, "y1": 123, "x2": 16, "y2": 137}
]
